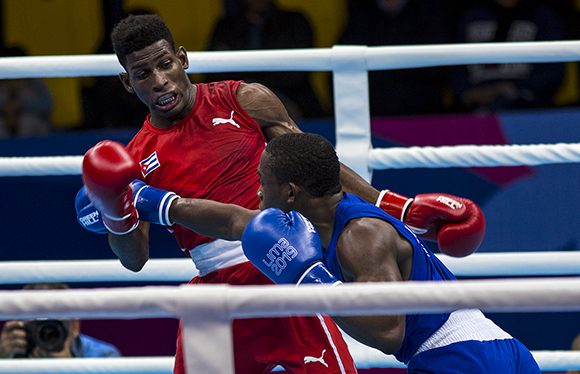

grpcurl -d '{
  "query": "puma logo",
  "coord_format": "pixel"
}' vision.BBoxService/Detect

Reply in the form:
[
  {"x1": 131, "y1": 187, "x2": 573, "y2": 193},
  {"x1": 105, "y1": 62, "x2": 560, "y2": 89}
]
[
  {"x1": 304, "y1": 349, "x2": 328, "y2": 368},
  {"x1": 212, "y1": 111, "x2": 240, "y2": 128}
]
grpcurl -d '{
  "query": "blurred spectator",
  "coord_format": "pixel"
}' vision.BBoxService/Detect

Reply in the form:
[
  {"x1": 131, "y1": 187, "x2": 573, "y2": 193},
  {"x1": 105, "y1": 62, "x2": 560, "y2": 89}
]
[
  {"x1": 551, "y1": 0, "x2": 580, "y2": 40},
  {"x1": 453, "y1": 0, "x2": 566, "y2": 113},
  {"x1": 0, "y1": 283, "x2": 121, "y2": 358},
  {"x1": 569, "y1": 333, "x2": 580, "y2": 374},
  {"x1": 338, "y1": 0, "x2": 454, "y2": 116},
  {"x1": 0, "y1": 46, "x2": 53, "y2": 138},
  {"x1": 207, "y1": 0, "x2": 325, "y2": 119},
  {"x1": 81, "y1": 6, "x2": 151, "y2": 130},
  {"x1": 81, "y1": 40, "x2": 149, "y2": 130}
]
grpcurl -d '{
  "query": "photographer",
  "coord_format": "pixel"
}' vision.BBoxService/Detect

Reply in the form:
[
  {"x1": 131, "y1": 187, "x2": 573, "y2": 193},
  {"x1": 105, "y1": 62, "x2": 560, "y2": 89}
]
[{"x1": 0, "y1": 283, "x2": 121, "y2": 358}]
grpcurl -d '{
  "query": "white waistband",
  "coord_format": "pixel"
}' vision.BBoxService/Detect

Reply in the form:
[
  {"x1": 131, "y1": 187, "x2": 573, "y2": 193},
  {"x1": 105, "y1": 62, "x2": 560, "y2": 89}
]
[
  {"x1": 414, "y1": 309, "x2": 512, "y2": 356},
  {"x1": 188, "y1": 239, "x2": 249, "y2": 276}
]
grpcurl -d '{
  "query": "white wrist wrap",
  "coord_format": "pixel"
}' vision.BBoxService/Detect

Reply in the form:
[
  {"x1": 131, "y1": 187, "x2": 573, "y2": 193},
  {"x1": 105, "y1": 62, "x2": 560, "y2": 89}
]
[{"x1": 375, "y1": 189, "x2": 390, "y2": 207}]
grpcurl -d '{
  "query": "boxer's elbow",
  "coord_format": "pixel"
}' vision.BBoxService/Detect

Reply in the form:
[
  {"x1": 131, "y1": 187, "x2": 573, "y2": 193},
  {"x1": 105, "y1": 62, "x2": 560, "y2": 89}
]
[
  {"x1": 363, "y1": 324, "x2": 404, "y2": 355},
  {"x1": 121, "y1": 256, "x2": 148, "y2": 272},
  {"x1": 336, "y1": 315, "x2": 405, "y2": 355},
  {"x1": 373, "y1": 330, "x2": 404, "y2": 355},
  {"x1": 108, "y1": 225, "x2": 150, "y2": 272},
  {"x1": 122, "y1": 246, "x2": 149, "y2": 272}
]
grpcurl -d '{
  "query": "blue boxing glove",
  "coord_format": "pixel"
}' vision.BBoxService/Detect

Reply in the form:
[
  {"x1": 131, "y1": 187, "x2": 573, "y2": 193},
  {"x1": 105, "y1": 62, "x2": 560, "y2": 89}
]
[
  {"x1": 242, "y1": 208, "x2": 341, "y2": 286},
  {"x1": 130, "y1": 180, "x2": 179, "y2": 226},
  {"x1": 75, "y1": 186, "x2": 107, "y2": 235},
  {"x1": 75, "y1": 180, "x2": 178, "y2": 234}
]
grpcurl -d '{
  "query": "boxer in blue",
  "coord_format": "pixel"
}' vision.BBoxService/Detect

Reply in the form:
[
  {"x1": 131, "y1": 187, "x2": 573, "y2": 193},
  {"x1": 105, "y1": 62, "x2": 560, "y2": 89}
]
[{"x1": 77, "y1": 133, "x2": 540, "y2": 373}]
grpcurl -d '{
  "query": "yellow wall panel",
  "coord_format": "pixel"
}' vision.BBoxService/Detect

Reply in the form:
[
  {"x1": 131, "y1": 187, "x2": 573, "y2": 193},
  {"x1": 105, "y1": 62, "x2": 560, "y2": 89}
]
[
  {"x1": 554, "y1": 62, "x2": 579, "y2": 106},
  {"x1": 4, "y1": 0, "x2": 102, "y2": 54},
  {"x1": 124, "y1": 0, "x2": 224, "y2": 51}
]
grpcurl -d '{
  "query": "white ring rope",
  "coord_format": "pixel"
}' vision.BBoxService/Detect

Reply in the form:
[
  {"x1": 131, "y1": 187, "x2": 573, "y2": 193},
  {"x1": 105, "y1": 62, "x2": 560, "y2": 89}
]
[
  {"x1": 1, "y1": 142, "x2": 579, "y2": 177},
  {"x1": 0, "y1": 258, "x2": 198, "y2": 284},
  {"x1": 0, "y1": 357, "x2": 173, "y2": 374},
  {"x1": 0, "y1": 280, "x2": 579, "y2": 372},
  {"x1": 0, "y1": 252, "x2": 579, "y2": 285},
  {"x1": 0, "y1": 156, "x2": 81, "y2": 176},
  {"x1": 0, "y1": 41, "x2": 580, "y2": 78},
  {"x1": 0, "y1": 350, "x2": 578, "y2": 373},
  {"x1": 0, "y1": 351, "x2": 578, "y2": 373},
  {"x1": 1, "y1": 279, "x2": 580, "y2": 321},
  {"x1": 369, "y1": 143, "x2": 580, "y2": 169}
]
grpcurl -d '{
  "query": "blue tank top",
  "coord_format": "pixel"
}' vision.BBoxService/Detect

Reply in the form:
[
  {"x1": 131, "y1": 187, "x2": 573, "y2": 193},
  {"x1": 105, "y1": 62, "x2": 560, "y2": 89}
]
[{"x1": 324, "y1": 193, "x2": 457, "y2": 364}]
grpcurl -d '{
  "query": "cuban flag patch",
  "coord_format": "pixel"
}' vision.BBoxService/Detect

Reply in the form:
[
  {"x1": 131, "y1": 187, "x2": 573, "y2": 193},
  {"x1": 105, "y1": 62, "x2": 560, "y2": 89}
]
[{"x1": 140, "y1": 151, "x2": 160, "y2": 177}]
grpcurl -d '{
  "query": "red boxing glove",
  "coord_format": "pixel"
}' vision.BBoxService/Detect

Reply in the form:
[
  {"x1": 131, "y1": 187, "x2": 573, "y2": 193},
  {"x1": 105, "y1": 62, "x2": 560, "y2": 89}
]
[
  {"x1": 377, "y1": 190, "x2": 485, "y2": 257},
  {"x1": 82, "y1": 140, "x2": 141, "y2": 235}
]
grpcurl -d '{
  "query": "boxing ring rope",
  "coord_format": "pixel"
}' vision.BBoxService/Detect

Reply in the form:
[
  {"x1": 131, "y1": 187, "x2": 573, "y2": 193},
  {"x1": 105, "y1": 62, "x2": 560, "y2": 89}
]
[
  {"x1": 0, "y1": 251, "x2": 579, "y2": 285},
  {"x1": 1, "y1": 142, "x2": 580, "y2": 177},
  {"x1": 0, "y1": 280, "x2": 579, "y2": 373},
  {"x1": 0, "y1": 41, "x2": 579, "y2": 372},
  {"x1": 0, "y1": 357, "x2": 175, "y2": 374},
  {"x1": 368, "y1": 143, "x2": 580, "y2": 169},
  {"x1": 1, "y1": 351, "x2": 579, "y2": 374},
  {"x1": 2, "y1": 41, "x2": 580, "y2": 79}
]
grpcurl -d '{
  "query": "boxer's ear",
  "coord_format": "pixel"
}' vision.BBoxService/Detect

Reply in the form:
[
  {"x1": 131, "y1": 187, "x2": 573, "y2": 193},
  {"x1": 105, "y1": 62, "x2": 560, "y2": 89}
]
[{"x1": 119, "y1": 73, "x2": 134, "y2": 94}]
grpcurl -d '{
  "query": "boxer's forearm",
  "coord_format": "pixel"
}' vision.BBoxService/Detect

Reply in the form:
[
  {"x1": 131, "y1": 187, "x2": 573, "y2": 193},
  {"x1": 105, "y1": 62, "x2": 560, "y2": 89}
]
[
  {"x1": 170, "y1": 198, "x2": 257, "y2": 241},
  {"x1": 339, "y1": 163, "x2": 380, "y2": 203}
]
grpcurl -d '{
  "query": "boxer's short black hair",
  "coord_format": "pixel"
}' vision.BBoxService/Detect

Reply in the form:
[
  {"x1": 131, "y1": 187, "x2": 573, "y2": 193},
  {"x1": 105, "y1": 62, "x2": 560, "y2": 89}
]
[
  {"x1": 265, "y1": 133, "x2": 341, "y2": 197},
  {"x1": 111, "y1": 14, "x2": 175, "y2": 67}
]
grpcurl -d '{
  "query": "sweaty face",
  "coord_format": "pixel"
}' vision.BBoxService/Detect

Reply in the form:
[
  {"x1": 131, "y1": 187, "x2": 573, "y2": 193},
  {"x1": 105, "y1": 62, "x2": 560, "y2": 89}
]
[
  {"x1": 122, "y1": 40, "x2": 194, "y2": 128},
  {"x1": 257, "y1": 151, "x2": 291, "y2": 211}
]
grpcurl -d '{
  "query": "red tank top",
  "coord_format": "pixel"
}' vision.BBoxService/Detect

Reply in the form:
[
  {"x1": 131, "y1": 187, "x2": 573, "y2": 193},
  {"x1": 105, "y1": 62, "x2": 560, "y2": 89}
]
[{"x1": 126, "y1": 80, "x2": 265, "y2": 255}]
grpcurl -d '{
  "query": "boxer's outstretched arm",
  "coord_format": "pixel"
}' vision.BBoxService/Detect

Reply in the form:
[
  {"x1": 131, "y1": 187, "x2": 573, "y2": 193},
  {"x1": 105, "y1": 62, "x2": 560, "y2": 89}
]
[
  {"x1": 128, "y1": 181, "x2": 256, "y2": 241},
  {"x1": 170, "y1": 198, "x2": 257, "y2": 241},
  {"x1": 108, "y1": 195, "x2": 252, "y2": 271}
]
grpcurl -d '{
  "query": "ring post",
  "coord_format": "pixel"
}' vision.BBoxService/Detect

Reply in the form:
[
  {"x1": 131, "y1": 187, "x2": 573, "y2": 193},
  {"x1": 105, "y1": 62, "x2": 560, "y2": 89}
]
[
  {"x1": 178, "y1": 285, "x2": 234, "y2": 374},
  {"x1": 332, "y1": 45, "x2": 373, "y2": 182}
]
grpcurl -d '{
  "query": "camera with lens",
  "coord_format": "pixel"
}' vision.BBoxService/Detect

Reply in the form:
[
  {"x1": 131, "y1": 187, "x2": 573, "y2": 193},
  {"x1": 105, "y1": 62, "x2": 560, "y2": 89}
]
[{"x1": 23, "y1": 320, "x2": 70, "y2": 354}]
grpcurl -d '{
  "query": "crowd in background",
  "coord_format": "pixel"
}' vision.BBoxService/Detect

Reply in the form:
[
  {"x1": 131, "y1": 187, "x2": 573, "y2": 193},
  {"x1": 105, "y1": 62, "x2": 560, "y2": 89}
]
[{"x1": 0, "y1": 0, "x2": 579, "y2": 135}]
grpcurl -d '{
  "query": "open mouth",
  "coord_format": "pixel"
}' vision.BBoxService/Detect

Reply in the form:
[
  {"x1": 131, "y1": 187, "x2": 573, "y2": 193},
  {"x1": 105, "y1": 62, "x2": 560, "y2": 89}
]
[{"x1": 156, "y1": 93, "x2": 178, "y2": 111}]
